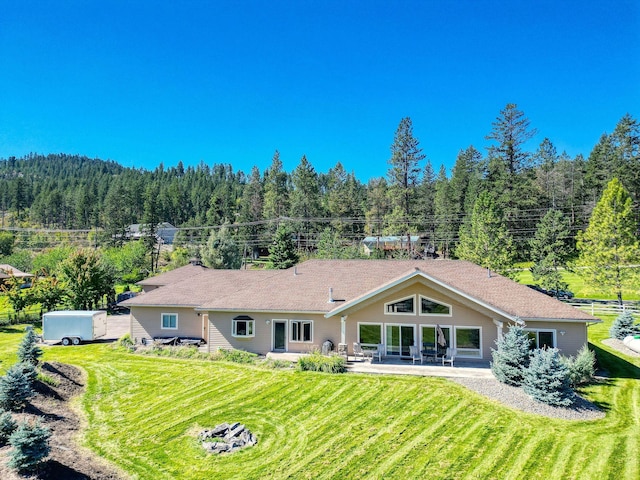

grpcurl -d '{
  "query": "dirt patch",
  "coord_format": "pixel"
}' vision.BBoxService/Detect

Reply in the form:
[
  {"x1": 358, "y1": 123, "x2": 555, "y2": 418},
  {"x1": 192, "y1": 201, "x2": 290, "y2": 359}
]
[{"x1": 0, "y1": 362, "x2": 126, "y2": 480}]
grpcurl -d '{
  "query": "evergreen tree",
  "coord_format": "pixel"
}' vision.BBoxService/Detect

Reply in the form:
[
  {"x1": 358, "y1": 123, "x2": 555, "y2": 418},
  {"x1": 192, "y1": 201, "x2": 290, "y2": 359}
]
[
  {"x1": 365, "y1": 177, "x2": 389, "y2": 236},
  {"x1": 238, "y1": 165, "x2": 264, "y2": 247},
  {"x1": 433, "y1": 165, "x2": 456, "y2": 257},
  {"x1": 529, "y1": 209, "x2": 572, "y2": 293},
  {"x1": 0, "y1": 409, "x2": 17, "y2": 446},
  {"x1": 576, "y1": 178, "x2": 639, "y2": 304},
  {"x1": 17, "y1": 327, "x2": 43, "y2": 366},
  {"x1": 0, "y1": 363, "x2": 35, "y2": 411},
  {"x1": 262, "y1": 151, "x2": 289, "y2": 224},
  {"x1": 200, "y1": 225, "x2": 243, "y2": 269},
  {"x1": 8, "y1": 420, "x2": 51, "y2": 473},
  {"x1": 456, "y1": 192, "x2": 516, "y2": 278},
  {"x1": 563, "y1": 345, "x2": 596, "y2": 388},
  {"x1": 387, "y1": 117, "x2": 425, "y2": 218},
  {"x1": 490, "y1": 324, "x2": 531, "y2": 386},
  {"x1": 522, "y1": 348, "x2": 574, "y2": 407},
  {"x1": 290, "y1": 155, "x2": 322, "y2": 249},
  {"x1": 267, "y1": 224, "x2": 299, "y2": 269},
  {"x1": 609, "y1": 312, "x2": 639, "y2": 340},
  {"x1": 610, "y1": 114, "x2": 640, "y2": 204}
]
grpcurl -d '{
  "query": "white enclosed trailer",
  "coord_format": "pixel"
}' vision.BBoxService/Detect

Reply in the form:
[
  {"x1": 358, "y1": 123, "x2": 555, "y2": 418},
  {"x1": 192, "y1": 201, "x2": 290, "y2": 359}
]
[{"x1": 42, "y1": 310, "x2": 108, "y2": 345}]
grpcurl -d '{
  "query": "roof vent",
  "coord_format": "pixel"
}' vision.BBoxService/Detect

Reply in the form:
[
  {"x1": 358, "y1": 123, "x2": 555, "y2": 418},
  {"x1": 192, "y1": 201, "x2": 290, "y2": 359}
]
[
  {"x1": 328, "y1": 287, "x2": 335, "y2": 303},
  {"x1": 294, "y1": 266, "x2": 298, "y2": 276}
]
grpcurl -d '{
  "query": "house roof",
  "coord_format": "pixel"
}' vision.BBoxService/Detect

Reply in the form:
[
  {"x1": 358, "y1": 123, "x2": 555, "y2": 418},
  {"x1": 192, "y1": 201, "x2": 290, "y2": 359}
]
[
  {"x1": 0, "y1": 264, "x2": 33, "y2": 279},
  {"x1": 124, "y1": 259, "x2": 598, "y2": 323},
  {"x1": 136, "y1": 263, "x2": 210, "y2": 287}
]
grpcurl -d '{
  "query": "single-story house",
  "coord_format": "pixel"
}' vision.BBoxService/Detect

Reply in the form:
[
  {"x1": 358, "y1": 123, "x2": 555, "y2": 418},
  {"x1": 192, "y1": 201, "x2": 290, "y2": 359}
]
[
  {"x1": 361, "y1": 236, "x2": 420, "y2": 256},
  {"x1": 124, "y1": 222, "x2": 178, "y2": 245},
  {"x1": 121, "y1": 259, "x2": 601, "y2": 361}
]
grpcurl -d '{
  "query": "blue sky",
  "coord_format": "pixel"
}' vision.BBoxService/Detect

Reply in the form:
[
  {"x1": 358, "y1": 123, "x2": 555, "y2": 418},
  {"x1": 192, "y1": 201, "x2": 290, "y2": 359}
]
[{"x1": 1, "y1": 0, "x2": 638, "y2": 181}]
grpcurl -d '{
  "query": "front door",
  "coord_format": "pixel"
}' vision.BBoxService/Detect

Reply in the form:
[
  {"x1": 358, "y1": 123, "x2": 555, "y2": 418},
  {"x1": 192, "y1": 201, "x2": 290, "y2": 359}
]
[
  {"x1": 385, "y1": 324, "x2": 415, "y2": 356},
  {"x1": 273, "y1": 321, "x2": 287, "y2": 351}
]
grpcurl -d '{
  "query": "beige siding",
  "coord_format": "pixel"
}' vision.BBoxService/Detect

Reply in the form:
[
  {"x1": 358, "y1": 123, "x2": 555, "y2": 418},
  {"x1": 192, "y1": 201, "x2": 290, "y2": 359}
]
[
  {"x1": 345, "y1": 284, "x2": 500, "y2": 360},
  {"x1": 523, "y1": 320, "x2": 588, "y2": 356},
  {"x1": 207, "y1": 312, "x2": 338, "y2": 354},
  {"x1": 130, "y1": 306, "x2": 204, "y2": 343}
]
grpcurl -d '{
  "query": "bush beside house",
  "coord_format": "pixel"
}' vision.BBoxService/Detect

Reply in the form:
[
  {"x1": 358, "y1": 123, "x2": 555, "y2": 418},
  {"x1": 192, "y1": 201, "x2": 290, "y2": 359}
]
[
  {"x1": 490, "y1": 324, "x2": 531, "y2": 386},
  {"x1": 522, "y1": 348, "x2": 574, "y2": 407}
]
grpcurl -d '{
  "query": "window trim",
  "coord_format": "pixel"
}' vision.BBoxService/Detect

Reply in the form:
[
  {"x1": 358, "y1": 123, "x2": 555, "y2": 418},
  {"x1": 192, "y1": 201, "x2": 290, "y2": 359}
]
[
  {"x1": 357, "y1": 322, "x2": 383, "y2": 348},
  {"x1": 161, "y1": 312, "x2": 178, "y2": 330},
  {"x1": 418, "y1": 295, "x2": 452, "y2": 317},
  {"x1": 232, "y1": 316, "x2": 255, "y2": 338},
  {"x1": 290, "y1": 319, "x2": 313, "y2": 343},
  {"x1": 420, "y1": 324, "x2": 452, "y2": 348},
  {"x1": 384, "y1": 295, "x2": 416, "y2": 316},
  {"x1": 454, "y1": 325, "x2": 482, "y2": 359},
  {"x1": 525, "y1": 328, "x2": 556, "y2": 349}
]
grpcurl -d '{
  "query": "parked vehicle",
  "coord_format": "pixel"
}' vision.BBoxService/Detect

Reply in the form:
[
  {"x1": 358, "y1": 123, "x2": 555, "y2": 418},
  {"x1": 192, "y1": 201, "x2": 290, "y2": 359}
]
[
  {"x1": 548, "y1": 289, "x2": 575, "y2": 300},
  {"x1": 42, "y1": 310, "x2": 107, "y2": 346}
]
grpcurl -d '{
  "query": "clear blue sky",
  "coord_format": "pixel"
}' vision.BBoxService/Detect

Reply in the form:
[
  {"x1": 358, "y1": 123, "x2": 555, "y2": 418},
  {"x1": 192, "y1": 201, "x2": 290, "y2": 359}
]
[{"x1": 1, "y1": 0, "x2": 638, "y2": 181}]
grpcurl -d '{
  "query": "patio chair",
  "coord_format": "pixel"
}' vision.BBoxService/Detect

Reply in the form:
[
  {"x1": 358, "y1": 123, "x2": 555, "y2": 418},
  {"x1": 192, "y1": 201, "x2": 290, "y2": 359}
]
[
  {"x1": 372, "y1": 343, "x2": 385, "y2": 362},
  {"x1": 442, "y1": 348, "x2": 456, "y2": 367},
  {"x1": 353, "y1": 342, "x2": 366, "y2": 361},
  {"x1": 409, "y1": 345, "x2": 423, "y2": 364}
]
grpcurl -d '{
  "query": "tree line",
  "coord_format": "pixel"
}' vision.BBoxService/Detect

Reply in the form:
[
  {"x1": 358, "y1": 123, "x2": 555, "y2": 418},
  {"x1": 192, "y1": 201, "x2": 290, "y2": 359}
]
[{"x1": 0, "y1": 105, "x2": 638, "y2": 271}]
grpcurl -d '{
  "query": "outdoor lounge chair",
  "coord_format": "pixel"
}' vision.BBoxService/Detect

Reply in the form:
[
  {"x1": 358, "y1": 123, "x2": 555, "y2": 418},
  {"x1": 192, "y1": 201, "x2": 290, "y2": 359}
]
[
  {"x1": 353, "y1": 342, "x2": 366, "y2": 361},
  {"x1": 409, "y1": 345, "x2": 423, "y2": 364},
  {"x1": 442, "y1": 348, "x2": 456, "y2": 366}
]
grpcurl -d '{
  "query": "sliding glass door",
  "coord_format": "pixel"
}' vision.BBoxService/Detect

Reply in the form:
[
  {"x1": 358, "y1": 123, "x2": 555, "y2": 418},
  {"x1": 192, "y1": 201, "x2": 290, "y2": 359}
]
[{"x1": 385, "y1": 324, "x2": 415, "y2": 356}]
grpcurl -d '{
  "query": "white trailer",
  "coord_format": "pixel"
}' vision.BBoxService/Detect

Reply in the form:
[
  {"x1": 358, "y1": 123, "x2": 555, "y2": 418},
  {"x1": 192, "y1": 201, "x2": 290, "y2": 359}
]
[{"x1": 42, "y1": 310, "x2": 108, "y2": 346}]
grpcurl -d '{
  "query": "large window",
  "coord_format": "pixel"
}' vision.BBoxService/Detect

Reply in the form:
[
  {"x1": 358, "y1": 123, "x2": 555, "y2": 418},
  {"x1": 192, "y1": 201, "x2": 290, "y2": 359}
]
[
  {"x1": 526, "y1": 330, "x2": 555, "y2": 349},
  {"x1": 291, "y1": 320, "x2": 313, "y2": 342},
  {"x1": 385, "y1": 295, "x2": 415, "y2": 315},
  {"x1": 232, "y1": 316, "x2": 255, "y2": 337},
  {"x1": 358, "y1": 323, "x2": 383, "y2": 347},
  {"x1": 161, "y1": 313, "x2": 178, "y2": 330},
  {"x1": 419, "y1": 296, "x2": 451, "y2": 316},
  {"x1": 421, "y1": 325, "x2": 451, "y2": 352},
  {"x1": 455, "y1": 326, "x2": 481, "y2": 358}
]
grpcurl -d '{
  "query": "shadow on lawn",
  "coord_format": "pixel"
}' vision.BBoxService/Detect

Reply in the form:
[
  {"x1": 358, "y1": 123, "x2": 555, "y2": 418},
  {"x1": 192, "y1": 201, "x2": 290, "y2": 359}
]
[
  {"x1": 0, "y1": 325, "x2": 24, "y2": 334},
  {"x1": 590, "y1": 343, "x2": 640, "y2": 380}
]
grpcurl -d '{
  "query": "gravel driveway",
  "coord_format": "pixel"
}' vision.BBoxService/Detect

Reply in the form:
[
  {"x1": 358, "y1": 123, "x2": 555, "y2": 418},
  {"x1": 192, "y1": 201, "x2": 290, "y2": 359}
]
[{"x1": 105, "y1": 314, "x2": 130, "y2": 340}]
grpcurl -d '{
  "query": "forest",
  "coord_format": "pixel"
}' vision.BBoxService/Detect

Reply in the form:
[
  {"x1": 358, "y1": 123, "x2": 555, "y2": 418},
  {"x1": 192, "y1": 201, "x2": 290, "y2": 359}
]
[{"x1": 0, "y1": 104, "x2": 638, "y2": 279}]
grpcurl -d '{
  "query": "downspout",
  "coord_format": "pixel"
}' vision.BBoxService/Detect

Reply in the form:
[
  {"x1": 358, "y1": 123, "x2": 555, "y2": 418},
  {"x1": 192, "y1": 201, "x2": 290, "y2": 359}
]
[{"x1": 340, "y1": 315, "x2": 347, "y2": 345}]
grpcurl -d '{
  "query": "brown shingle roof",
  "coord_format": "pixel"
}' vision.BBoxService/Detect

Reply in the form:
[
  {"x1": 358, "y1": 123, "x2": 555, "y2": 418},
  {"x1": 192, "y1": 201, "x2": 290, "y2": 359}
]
[
  {"x1": 136, "y1": 263, "x2": 210, "y2": 287},
  {"x1": 125, "y1": 259, "x2": 597, "y2": 323}
]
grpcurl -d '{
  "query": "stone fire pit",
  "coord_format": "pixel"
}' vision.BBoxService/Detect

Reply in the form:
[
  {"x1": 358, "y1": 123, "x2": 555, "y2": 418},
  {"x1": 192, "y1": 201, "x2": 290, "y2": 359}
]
[{"x1": 198, "y1": 422, "x2": 257, "y2": 454}]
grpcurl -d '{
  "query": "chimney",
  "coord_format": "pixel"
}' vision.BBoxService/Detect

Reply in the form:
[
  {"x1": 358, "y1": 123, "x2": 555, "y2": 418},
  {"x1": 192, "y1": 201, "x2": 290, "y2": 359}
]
[{"x1": 328, "y1": 287, "x2": 335, "y2": 303}]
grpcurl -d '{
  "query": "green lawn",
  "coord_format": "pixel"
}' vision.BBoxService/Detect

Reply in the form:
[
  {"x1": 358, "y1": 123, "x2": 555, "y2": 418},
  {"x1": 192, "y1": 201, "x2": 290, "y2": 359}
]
[{"x1": 1, "y1": 317, "x2": 639, "y2": 480}]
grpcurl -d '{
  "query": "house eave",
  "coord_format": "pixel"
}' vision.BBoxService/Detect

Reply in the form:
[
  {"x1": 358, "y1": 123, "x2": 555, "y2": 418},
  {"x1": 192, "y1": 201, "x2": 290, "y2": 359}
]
[
  {"x1": 521, "y1": 316, "x2": 603, "y2": 324},
  {"x1": 195, "y1": 307, "x2": 328, "y2": 315}
]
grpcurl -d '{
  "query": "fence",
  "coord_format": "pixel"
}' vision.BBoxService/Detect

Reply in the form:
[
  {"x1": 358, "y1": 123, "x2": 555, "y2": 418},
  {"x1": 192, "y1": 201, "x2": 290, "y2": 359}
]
[{"x1": 569, "y1": 302, "x2": 640, "y2": 318}]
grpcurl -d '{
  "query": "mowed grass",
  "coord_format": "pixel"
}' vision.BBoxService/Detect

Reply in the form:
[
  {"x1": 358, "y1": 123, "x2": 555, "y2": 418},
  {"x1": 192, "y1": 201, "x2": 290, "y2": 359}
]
[{"x1": 1, "y1": 318, "x2": 639, "y2": 480}]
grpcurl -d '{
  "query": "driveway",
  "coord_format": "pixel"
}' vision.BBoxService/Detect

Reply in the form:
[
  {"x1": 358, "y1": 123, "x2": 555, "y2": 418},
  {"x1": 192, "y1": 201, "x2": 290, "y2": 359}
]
[{"x1": 105, "y1": 314, "x2": 130, "y2": 340}]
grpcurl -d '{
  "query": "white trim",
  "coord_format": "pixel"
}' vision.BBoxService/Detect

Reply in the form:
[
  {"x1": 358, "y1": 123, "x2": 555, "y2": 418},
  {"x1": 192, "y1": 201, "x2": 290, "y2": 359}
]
[
  {"x1": 384, "y1": 294, "x2": 416, "y2": 316},
  {"x1": 453, "y1": 325, "x2": 483, "y2": 359},
  {"x1": 161, "y1": 312, "x2": 178, "y2": 330},
  {"x1": 289, "y1": 319, "x2": 313, "y2": 343},
  {"x1": 524, "y1": 328, "x2": 557, "y2": 349},
  {"x1": 232, "y1": 318, "x2": 255, "y2": 338},
  {"x1": 419, "y1": 324, "x2": 452, "y2": 348},
  {"x1": 357, "y1": 322, "x2": 383, "y2": 348},
  {"x1": 418, "y1": 295, "x2": 452, "y2": 317}
]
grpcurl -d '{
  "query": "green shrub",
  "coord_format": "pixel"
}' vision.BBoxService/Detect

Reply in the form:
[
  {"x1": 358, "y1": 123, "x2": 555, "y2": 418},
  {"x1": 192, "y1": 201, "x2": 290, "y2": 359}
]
[
  {"x1": 298, "y1": 352, "x2": 346, "y2": 373},
  {"x1": 117, "y1": 333, "x2": 134, "y2": 348},
  {"x1": 523, "y1": 348, "x2": 574, "y2": 407},
  {"x1": 610, "y1": 312, "x2": 639, "y2": 340},
  {"x1": 491, "y1": 324, "x2": 531, "y2": 386},
  {"x1": 216, "y1": 348, "x2": 258, "y2": 364},
  {"x1": 563, "y1": 345, "x2": 596, "y2": 387},
  {"x1": 0, "y1": 409, "x2": 17, "y2": 446},
  {"x1": 17, "y1": 326, "x2": 43, "y2": 366},
  {"x1": 37, "y1": 371, "x2": 60, "y2": 387},
  {"x1": 0, "y1": 363, "x2": 36, "y2": 411},
  {"x1": 263, "y1": 359, "x2": 295, "y2": 369},
  {"x1": 8, "y1": 419, "x2": 51, "y2": 473}
]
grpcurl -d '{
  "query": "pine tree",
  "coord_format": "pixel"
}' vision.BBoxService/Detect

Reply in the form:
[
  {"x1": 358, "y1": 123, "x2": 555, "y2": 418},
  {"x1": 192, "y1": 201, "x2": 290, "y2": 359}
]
[
  {"x1": 456, "y1": 192, "x2": 516, "y2": 278},
  {"x1": 8, "y1": 420, "x2": 51, "y2": 473},
  {"x1": 609, "y1": 312, "x2": 639, "y2": 340},
  {"x1": 387, "y1": 117, "x2": 425, "y2": 218},
  {"x1": 0, "y1": 409, "x2": 17, "y2": 446},
  {"x1": 0, "y1": 363, "x2": 35, "y2": 411},
  {"x1": 563, "y1": 345, "x2": 596, "y2": 387},
  {"x1": 576, "y1": 178, "x2": 640, "y2": 304},
  {"x1": 433, "y1": 165, "x2": 456, "y2": 257},
  {"x1": 17, "y1": 327, "x2": 43, "y2": 366},
  {"x1": 267, "y1": 224, "x2": 299, "y2": 269},
  {"x1": 529, "y1": 209, "x2": 572, "y2": 293},
  {"x1": 200, "y1": 225, "x2": 242, "y2": 269},
  {"x1": 522, "y1": 348, "x2": 574, "y2": 407},
  {"x1": 262, "y1": 151, "x2": 289, "y2": 224},
  {"x1": 490, "y1": 324, "x2": 531, "y2": 386}
]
